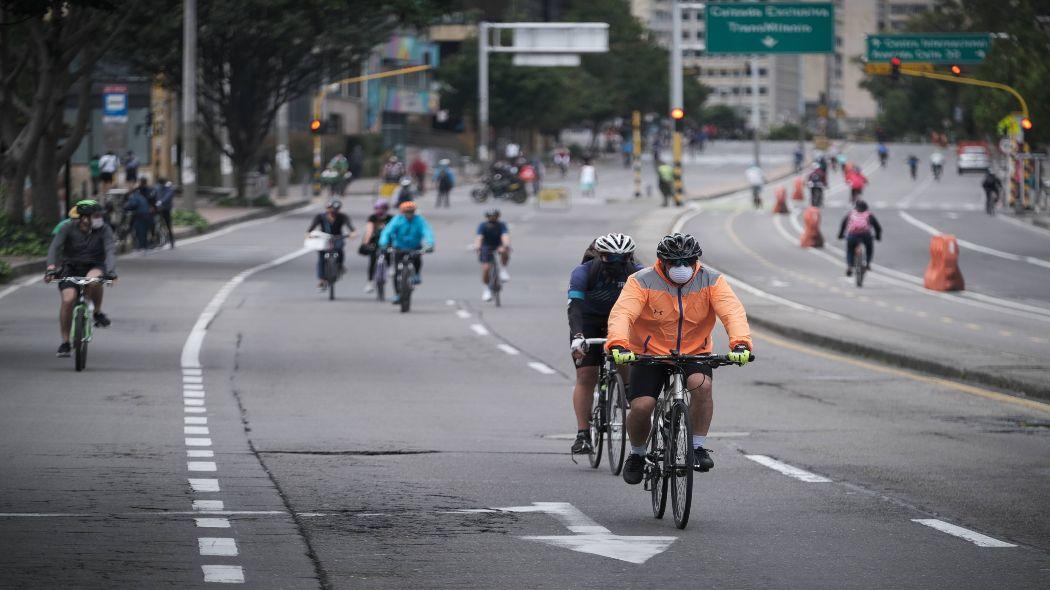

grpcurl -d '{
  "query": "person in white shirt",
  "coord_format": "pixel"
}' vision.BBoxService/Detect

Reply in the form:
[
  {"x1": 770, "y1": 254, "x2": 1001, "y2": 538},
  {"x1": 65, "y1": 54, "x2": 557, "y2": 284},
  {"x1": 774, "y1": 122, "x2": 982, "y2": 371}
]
[
  {"x1": 745, "y1": 163, "x2": 765, "y2": 209},
  {"x1": 98, "y1": 151, "x2": 119, "y2": 194},
  {"x1": 579, "y1": 157, "x2": 597, "y2": 199}
]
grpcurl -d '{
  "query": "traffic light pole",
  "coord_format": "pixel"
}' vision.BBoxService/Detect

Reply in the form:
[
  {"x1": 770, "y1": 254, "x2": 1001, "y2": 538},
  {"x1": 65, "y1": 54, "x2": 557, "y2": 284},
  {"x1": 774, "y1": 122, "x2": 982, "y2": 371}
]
[
  {"x1": 670, "y1": 0, "x2": 684, "y2": 206},
  {"x1": 632, "y1": 110, "x2": 642, "y2": 198},
  {"x1": 888, "y1": 68, "x2": 1029, "y2": 118}
]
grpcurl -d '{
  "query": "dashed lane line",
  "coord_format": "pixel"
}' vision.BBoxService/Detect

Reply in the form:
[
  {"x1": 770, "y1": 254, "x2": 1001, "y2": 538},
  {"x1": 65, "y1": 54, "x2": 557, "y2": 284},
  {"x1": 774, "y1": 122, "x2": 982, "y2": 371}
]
[
  {"x1": 744, "y1": 455, "x2": 832, "y2": 483},
  {"x1": 911, "y1": 519, "x2": 1017, "y2": 548},
  {"x1": 202, "y1": 565, "x2": 245, "y2": 584},
  {"x1": 470, "y1": 323, "x2": 489, "y2": 336},
  {"x1": 199, "y1": 537, "x2": 239, "y2": 557},
  {"x1": 497, "y1": 343, "x2": 520, "y2": 355},
  {"x1": 527, "y1": 361, "x2": 557, "y2": 375}
]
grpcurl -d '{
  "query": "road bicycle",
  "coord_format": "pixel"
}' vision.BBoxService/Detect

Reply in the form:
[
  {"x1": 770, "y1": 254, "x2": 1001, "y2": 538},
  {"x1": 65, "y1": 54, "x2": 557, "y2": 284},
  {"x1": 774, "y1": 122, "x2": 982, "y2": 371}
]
[
  {"x1": 392, "y1": 248, "x2": 426, "y2": 313},
  {"x1": 305, "y1": 231, "x2": 343, "y2": 300},
  {"x1": 583, "y1": 338, "x2": 628, "y2": 475},
  {"x1": 61, "y1": 276, "x2": 112, "y2": 371},
  {"x1": 372, "y1": 248, "x2": 389, "y2": 302},
  {"x1": 487, "y1": 250, "x2": 505, "y2": 307},
  {"x1": 629, "y1": 352, "x2": 754, "y2": 530},
  {"x1": 852, "y1": 241, "x2": 867, "y2": 287},
  {"x1": 807, "y1": 181, "x2": 825, "y2": 208}
]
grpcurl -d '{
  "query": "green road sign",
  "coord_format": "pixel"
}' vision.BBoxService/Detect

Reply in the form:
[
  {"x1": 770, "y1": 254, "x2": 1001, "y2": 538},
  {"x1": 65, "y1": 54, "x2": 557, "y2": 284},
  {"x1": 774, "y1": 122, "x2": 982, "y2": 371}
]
[
  {"x1": 705, "y1": 3, "x2": 835, "y2": 54},
  {"x1": 867, "y1": 34, "x2": 991, "y2": 64}
]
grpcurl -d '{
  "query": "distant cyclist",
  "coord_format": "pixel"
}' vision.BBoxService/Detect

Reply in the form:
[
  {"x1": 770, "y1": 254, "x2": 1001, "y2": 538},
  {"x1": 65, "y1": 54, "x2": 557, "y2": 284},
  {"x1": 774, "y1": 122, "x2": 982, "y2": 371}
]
[
  {"x1": 360, "y1": 200, "x2": 392, "y2": 293},
  {"x1": 567, "y1": 233, "x2": 641, "y2": 455},
  {"x1": 745, "y1": 163, "x2": 764, "y2": 208},
  {"x1": 44, "y1": 200, "x2": 117, "y2": 357},
  {"x1": 930, "y1": 150, "x2": 945, "y2": 180},
  {"x1": 474, "y1": 209, "x2": 511, "y2": 302},
  {"x1": 846, "y1": 167, "x2": 868, "y2": 204},
  {"x1": 907, "y1": 154, "x2": 919, "y2": 179},
  {"x1": 378, "y1": 201, "x2": 435, "y2": 303},
  {"x1": 877, "y1": 143, "x2": 889, "y2": 167},
  {"x1": 606, "y1": 233, "x2": 753, "y2": 483},
  {"x1": 837, "y1": 200, "x2": 883, "y2": 276},
  {"x1": 982, "y1": 171, "x2": 1003, "y2": 215},
  {"x1": 306, "y1": 199, "x2": 356, "y2": 290}
]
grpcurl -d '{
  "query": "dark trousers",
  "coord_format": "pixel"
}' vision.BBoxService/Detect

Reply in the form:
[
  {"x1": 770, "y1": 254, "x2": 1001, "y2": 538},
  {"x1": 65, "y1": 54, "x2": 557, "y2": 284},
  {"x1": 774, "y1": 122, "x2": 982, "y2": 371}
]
[
  {"x1": 845, "y1": 233, "x2": 874, "y2": 267},
  {"x1": 132, "y1": 217, "x2": 151, "y2": 250},
  {"x1": 436, "y1": 189, "x2": 450, "y2": 208},
  {"x1": 159, "y1": 209, "x2": 175, "y2": 247}
]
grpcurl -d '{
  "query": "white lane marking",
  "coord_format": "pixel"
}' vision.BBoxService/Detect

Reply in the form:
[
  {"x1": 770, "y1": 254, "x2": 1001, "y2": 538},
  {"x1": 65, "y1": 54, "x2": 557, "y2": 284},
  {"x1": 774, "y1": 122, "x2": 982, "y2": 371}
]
[
  {"x1": 184, "y1": 426, "x2": 210, "y2": 435},
  {"x1": 0, "y1": 276, "x2": 38, "y2": 302},
  {"x1": 456, "y1": 309, "x2": 471, "y2": 319},
  {"x1": 188, "y1": 462, "x2": 218, "y2": 472},
  {"x1": 446, "y1": 299, "x2": 456, "y2": 306},
  {"x1": 195, "y1": 518, "x2": 230, "y2": 528},
  {"x1": 899, "y1": 210, "x2": 1050, "y2": 269},
  {"x1": 184, "y1": 391, "x2": 206, "y2": 399},
  {"x1": 188, "y1": 450, "x2": 214, "y2": 458},
  {"x1": 185, "y1": 399, "x2": 205, "y2": 407},
  {"x1": 995, "y1": 212, "x2": 1050, "y2": 238},
  {"x1": 189, "y1": 478, "x2": 220, "y2": 492},
  {"x1": 183, "y1": 375, "x2": 204, "y2": 384},
  {"x1": 193, "y1": 500, "x2": 225, "y2": 512},
  {"x1": 181, "y1": 247, "x2": 310, "y2": 369},
  {"x1": 185, "y1": 417, "x2": 208, "y2": 425},
  {"x1": 497, "y1": 344, "x2": 520, "y2": 355},
  {"x1": 470, "y1": 323, "x2": 489, "y2": 336},
  {"x1": 199, "y1": 537, "x2": 239, "y2": 556},
  {"x1": 185, "y1": 407, "x2": 207, "y2": 414},
  {"x1": 745, "y1": 454, "x2": 832, "y2": 483},
  {"x1": 911, "y1": 519, "x2": 1017, "y2": 548},
  {"x1": 185, "y1": 438, "x2": 212, "y2": 446},
  {"x1": 528, "y1": 361, "x2": 557, "y2": 375},
  {"x1": 182, "y1": 368, "x2": 203, "y2": 376},
  {"x1": 183, "y1": 383, "x2": 205, "y2": 390},
  {"x1": 201, "y1": 564, "x2": 244, "y2": 584}
]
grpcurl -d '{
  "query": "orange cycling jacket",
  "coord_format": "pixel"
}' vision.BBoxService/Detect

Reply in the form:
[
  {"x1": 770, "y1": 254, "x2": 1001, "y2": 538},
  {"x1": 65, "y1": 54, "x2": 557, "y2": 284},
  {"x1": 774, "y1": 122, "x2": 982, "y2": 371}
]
[{"x1": 605, "y1": 262, "x2": 752, "y2": 355}]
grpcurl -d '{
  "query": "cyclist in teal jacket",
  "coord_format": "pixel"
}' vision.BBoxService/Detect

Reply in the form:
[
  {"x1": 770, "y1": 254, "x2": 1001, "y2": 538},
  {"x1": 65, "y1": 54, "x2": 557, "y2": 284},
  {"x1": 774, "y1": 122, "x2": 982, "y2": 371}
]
[{"x1": 378, "y1": 201, "x2": 435, "y2": 300}]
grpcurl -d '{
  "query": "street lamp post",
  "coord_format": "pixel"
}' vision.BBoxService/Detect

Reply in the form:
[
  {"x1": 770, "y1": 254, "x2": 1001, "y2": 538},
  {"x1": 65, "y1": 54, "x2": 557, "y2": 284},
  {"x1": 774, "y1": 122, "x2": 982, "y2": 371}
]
[
  {"x1": 181, "y1": 0, "x2": 197, "y2": 212},
  {"x1": 671, "y1": 0, "x2": 684, "y2": 206}
]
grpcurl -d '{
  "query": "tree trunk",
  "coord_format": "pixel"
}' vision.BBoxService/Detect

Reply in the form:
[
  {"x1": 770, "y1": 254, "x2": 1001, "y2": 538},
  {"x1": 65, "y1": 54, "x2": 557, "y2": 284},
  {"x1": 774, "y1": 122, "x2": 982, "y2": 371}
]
[
  {"x1": 2, "y1": 168, "x2": 27, "y2": 221},
  {"x1": 31, "y1": 122, "x2": 61, "y2": 227}
]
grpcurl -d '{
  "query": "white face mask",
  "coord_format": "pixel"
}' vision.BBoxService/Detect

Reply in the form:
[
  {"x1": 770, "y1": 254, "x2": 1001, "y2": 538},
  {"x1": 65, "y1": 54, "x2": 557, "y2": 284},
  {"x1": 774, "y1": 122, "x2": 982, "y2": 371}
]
[
  {"x1": 90, "y1": 218, "x2": 104, "y2": 229},
  {"x1": 667, "y1": 264, "x2": 694, "y2": 284}
]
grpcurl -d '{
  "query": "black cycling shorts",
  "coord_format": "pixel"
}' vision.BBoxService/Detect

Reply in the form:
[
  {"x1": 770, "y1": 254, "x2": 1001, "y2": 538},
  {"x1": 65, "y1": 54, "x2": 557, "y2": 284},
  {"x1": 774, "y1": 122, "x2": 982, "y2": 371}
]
[
  {"x1": 573, "y1": 315, "x2": 608, "y2": 368},
  {"x1": 628, "y1": 363, "x2": 712, "y2": 401},
  {"x1": 57, "y1": 263, "x2": 104, "y2": 291}
]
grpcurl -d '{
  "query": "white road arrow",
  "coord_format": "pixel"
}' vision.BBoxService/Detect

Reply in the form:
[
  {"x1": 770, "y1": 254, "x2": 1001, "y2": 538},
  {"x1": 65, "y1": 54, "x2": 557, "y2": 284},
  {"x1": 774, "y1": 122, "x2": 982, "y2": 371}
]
[
  {"x1": 762, "y1": 35, "x2": 778, "y2": 48},
  {"x1": 496, "y1": 502, "x2": 676, "y2": 564}
]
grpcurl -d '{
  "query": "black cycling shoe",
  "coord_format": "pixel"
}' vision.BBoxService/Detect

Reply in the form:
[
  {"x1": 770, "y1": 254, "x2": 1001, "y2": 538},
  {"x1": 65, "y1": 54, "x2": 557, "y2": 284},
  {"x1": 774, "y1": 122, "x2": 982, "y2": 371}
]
[
  {"x1": 623, "y1": 453, "x2": 645, "y2": 485},
  {"x1": 56, "y1": 342, "x2": 71, "y2": 357},
  {"x1": 845, "y1": 268, "x2": 853, "y2": 277},
  {"x1": 93, "y1": 312, "x2": 111, "y2": 328},
  {"x1": 570, "y1": 433, "x2": 593, "y2": 455},
  {"x1": 693, "y1": 447, "x2": 714, "y2": 472}
]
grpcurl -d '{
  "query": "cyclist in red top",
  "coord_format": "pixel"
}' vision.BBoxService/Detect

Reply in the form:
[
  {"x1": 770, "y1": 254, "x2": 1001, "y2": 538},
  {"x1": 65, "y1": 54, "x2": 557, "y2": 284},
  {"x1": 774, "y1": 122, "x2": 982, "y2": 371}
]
[{"x1": 837, "y1": 200, "x2": 882, "y2": 276}]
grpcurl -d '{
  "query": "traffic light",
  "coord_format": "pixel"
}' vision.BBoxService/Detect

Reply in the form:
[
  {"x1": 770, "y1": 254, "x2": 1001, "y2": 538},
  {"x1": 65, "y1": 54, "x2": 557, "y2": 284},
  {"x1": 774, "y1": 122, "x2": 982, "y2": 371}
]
[
  {"x1": 1021, "y1": 117, "x2": 1033, "y2": 131},
  {"x1": 950, "y1": 65, "x2": 962, "y2": 76},
  {"x1": 890, "y1": 57, "x2": 901, "y2": 81},
  {"x1": 670, "y1": 107, "x2": 685, "y2": 121},
  {"x1": 309, "y1": 118, "x2": 323, "y2": 133}
]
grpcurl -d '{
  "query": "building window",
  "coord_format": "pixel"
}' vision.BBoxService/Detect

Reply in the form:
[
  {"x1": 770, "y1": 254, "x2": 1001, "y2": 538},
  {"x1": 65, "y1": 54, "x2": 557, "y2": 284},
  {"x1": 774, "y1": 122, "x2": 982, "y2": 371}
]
[
  {"x1": 759, "y1": 86, "x2": 768, "y2": 95},
  {"x1": 758, "y1": 68, "x2": 768, "y2": 77}
]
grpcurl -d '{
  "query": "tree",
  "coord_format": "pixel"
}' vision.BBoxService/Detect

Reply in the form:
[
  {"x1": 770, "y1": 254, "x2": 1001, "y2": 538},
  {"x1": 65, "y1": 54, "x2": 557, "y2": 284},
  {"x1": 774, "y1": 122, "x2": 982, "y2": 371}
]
[
  {"x1": 0, "y1": 0, "x2": 134, "y2": 225},
  {"x1": 124, "y1": 0, "x2": 451, "y2": 200}
]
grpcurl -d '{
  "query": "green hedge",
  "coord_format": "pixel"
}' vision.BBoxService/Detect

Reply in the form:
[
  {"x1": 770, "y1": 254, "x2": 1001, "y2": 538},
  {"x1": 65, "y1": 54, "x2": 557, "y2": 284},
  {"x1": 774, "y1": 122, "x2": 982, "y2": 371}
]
[
  {"x1": 172, "y1": 210, "x2": 209, "y2": 233},
  {"x1": 0, "y1": 214, "x2": 49, "y2": 256}
]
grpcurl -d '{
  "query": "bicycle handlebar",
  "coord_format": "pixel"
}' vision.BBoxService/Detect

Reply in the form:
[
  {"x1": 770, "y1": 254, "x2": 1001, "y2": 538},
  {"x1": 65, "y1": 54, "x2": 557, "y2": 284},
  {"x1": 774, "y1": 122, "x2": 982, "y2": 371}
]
[
  {"x1": 628, "y1": 352, "x2": 756, "y2": 367},
  {"x1": 584, "y1": 338, "x2": 607, "y2": 345},
  {"x1": 60, "y1": 276, "x2": 113, "y2": 286}
]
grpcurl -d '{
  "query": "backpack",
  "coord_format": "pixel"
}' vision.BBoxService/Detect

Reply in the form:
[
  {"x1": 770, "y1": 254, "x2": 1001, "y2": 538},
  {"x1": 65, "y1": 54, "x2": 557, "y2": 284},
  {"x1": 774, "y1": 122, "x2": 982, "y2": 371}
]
[
  {"x1": 846, "y1": 211, "x2": 872, "y2": 234},
  {"x1": 437, "y1": 168, "x2": 453, "y2": 191}
]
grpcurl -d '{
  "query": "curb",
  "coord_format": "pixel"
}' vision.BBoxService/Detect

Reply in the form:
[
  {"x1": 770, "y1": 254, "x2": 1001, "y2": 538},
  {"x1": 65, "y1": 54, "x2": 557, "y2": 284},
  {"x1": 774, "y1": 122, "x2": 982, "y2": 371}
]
[
  {"x1": 659, "y1": 197, "x2": 1050, "y2": 404},
  {"x1": 1, "y1": 198, "x2": 311, "y2": 284}
]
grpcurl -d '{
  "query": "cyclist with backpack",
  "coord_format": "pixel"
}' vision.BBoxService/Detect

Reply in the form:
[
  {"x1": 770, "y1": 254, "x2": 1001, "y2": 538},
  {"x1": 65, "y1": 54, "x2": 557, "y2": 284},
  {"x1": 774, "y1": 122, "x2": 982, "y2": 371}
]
[
  {"x1": 566, "y1": 233, "x2": 642, "y2": 456},
  {"x1": 434, "y1": 159, "x2": 455, "y2": 208},
  {"x1": 837, "y1": 200, "x2": 883, "y2": 277}
]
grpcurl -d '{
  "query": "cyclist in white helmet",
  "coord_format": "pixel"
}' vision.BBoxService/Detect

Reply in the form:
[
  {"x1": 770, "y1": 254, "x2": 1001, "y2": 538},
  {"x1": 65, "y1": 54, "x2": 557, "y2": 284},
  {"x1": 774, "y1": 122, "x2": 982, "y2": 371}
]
[{"x1": 567, "y1": 232, "x2": 642, "y2": 455}]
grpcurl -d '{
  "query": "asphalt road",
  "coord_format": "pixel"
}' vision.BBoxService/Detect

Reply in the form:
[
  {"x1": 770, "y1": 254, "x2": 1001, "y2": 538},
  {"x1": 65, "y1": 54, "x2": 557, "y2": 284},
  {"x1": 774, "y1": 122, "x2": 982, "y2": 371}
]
[{"x1": 1, "y1": 146, "x2": 1048, "y2": 588}]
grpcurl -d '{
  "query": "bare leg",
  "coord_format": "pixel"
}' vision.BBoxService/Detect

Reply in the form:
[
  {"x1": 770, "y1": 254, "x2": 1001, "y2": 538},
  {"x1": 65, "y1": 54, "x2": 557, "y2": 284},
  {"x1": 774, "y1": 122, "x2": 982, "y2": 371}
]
[
  {"x1": 687, "y1": 373, "x2": 713, "y2": 436},
  {"x1": 59, "y1": 289, "x2": 75, "y2": 342},
  {"x1": 626, "y1": 396, "x2": 656, "y2": 448},
  {"x1": 572, "y1": 366, "x2": 599, "y2": 430},
  {"x1": 85, "y1": 268, "x2": 104, "y2": 312},
  {"x1": 481, "y1": 262, "x2": 491, "y2": 285}
]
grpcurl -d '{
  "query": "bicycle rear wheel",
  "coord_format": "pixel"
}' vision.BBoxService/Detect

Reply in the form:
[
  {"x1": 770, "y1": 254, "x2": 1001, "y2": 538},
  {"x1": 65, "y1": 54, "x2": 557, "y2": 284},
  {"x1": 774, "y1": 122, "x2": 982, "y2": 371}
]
[
  {"x1": 606, "y1": 372, "x2": 628, "y2": 475},
  {"x1": 399, "y1": 266, "x2": 412, "y2": 313},
  {"x1": 854, "y1": 248, "x2": 865, "y2": 287},
  {"x1": 375, "y1": 257, "x2": 386, "y2": 301},
  {"x1": 587, "y1": 382, "x2": 604, "y2": 469},
  {"x1": 326, "y1": 256, "x2": 338, "y2": 300},
  {"x1": 669, "y1": 401, "x2": 694, "y2": 529},
  {"x1": 490, "y1": 261, "x2": 502, "y2": 307},
  {"x1": 73, "y1": 307, "x2": 88, "y2": 372},
  {"x1": 648, "y1": 414, "x2": 668, "y2": 519}
]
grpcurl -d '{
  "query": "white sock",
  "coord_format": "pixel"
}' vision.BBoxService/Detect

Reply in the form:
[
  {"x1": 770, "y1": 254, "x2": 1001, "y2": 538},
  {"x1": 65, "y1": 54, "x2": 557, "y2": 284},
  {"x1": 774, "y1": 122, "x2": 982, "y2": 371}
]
[
  {"x1": 631, "y1": 444, "x2": 647, "y2": 456},
  {"x1": 692, "y1": 435, "x2": 706, "y2": 449}
]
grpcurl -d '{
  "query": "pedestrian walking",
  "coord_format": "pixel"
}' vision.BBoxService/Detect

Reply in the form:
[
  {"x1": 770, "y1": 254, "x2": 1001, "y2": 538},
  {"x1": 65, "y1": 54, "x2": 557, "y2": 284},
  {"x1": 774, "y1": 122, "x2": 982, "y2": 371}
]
[
  {"x1": 98, "y1": 150, "x2": 119, "y2": 194},
  {"x1": 154, "y1": 178, "x2": 176, "y2": 248},
  {"x1": 89, "y1": 155, "x2": 101, "y2": 196},
  {"x1": 123, "y1": 151, "x2": 140, "y2": 186},
  {"x1": 123, "y1": 178, "x2": 154, "y2": 251},
  {"x1": 579, "y1": 157, "x2": 597, "y2": 199},
  {"x1": 622, "y1": 138, "x2": 633, "y2": 168},
  {"x1": 409, "y1": 155, "x2": 428, "y2": 195},
  {"x1": 433, "y1": 159, "x2": 455, "y2": 208},
  {"x1": 746, "y1": 163, "x2": 765, "y2": 209}
]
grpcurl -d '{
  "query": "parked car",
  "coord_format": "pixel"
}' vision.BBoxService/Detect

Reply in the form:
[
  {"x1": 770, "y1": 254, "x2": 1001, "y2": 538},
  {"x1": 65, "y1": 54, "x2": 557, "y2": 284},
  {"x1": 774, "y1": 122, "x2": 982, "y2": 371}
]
[{"x1": 957, "y1": 145, "x2": 990, "y2": 174}]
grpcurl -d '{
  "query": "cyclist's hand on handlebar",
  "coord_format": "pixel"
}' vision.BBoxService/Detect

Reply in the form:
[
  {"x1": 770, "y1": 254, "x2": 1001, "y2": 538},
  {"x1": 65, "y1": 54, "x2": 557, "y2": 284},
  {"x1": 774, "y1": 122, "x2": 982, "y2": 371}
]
[
  {"x1": 424, "y1": 245, "x2": 435, "y2": 253},
  {"x1": 570, "y1": 334, "x2": 587, "y2": 360},
  {"x1": 611, "y1": 346, "x2": 635, "y2": 365},
  {"x1": 727, "y1": 346, "x2": 753, "y2": 366}
]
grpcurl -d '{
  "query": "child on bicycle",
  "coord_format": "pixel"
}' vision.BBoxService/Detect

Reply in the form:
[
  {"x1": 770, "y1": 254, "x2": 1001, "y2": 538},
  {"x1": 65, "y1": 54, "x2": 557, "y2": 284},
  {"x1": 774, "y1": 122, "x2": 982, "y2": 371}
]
[{"x1": 837, "y1": 200, "x2": 882, "y2": 277}]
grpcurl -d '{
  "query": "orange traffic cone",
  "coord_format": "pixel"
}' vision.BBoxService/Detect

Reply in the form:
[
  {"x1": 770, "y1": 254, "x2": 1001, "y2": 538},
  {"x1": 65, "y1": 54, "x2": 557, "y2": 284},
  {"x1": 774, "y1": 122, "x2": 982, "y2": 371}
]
[
  {"x1": 792, "y1": 177, "x2": 804, "y2": 201},
  {"x1": 799, "y1": 206, "x2": 824, "y2": 248},
  {"x1": 923, "y1": 235, "x2": 965, "y2": 291},
  {"x1": 772, "y1": 186, "x2": 789, "y2": 214}
]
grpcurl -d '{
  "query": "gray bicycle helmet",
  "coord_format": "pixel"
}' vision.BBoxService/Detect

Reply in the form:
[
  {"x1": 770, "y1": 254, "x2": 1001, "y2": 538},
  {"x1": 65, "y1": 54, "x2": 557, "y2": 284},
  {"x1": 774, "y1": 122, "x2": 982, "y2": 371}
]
[{"x1": 656, "y1": 233, "x2": 703, "y2": 260}]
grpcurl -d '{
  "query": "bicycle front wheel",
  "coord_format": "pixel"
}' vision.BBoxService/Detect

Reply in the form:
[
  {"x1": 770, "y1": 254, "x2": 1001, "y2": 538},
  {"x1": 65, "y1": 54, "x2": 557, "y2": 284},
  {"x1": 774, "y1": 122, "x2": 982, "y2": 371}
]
[
  {"x1": 490, "y1": 262, "x2": 502, "y2": 307},
  {"x1": 399, "y1": 267, "x2": 412, "y2": 313},
  {"x1": 669, "y1": 401, "x2": 694, "y2": 529},
  {"x1": 587, "y1": 383, "x2": 604, "y2": 469},
  {"x1": 73, "y1": 307, "x2": 88, "y2": 372},
  {"x1": 648, "y1": 417, "x2": 668, "y2": 519},
  {"x1": 606, "y1": 372, "x2": 628, "y2": 475},
  {"x1": 326, "y1": 256, "x2": 338, "y2": 300}
]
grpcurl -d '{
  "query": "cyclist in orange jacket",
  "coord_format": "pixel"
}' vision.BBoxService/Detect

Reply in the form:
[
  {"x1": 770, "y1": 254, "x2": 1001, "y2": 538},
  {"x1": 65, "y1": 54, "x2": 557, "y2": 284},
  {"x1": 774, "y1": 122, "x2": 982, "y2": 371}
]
[{"x1": 605, "y1": 233, "x2": 753, "y2": 485}]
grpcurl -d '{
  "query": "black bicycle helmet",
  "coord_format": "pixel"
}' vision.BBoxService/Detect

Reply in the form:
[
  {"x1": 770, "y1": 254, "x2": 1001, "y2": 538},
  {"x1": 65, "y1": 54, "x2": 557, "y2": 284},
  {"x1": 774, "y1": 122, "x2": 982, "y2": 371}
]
[
  {"x1": 326, "y1": 198, "x2": 343, "y2": 209},
  {"x1": 75, "y1": 199, "x2": 101, "y2": 217},
  {"x1": 656, "y1": 233, "x2": 703, "y2": 260},
  {"x1": 485, "y1": 208, "x2": 501, "y2": 218}
]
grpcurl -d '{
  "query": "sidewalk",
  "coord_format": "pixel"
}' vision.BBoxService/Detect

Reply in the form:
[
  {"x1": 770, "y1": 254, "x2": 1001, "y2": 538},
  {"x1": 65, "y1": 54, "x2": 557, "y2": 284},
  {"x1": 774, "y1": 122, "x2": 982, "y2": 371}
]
[{"x1": 1, "y1": 188, "x2": 313, "y2": 284}]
